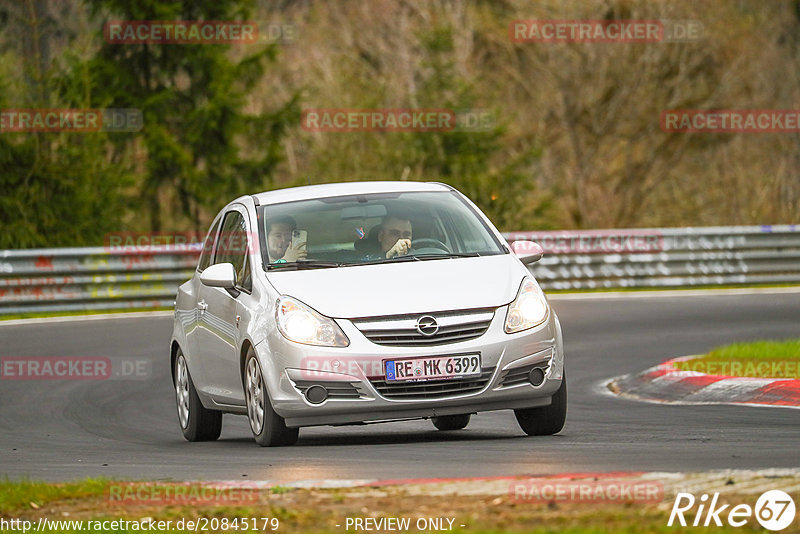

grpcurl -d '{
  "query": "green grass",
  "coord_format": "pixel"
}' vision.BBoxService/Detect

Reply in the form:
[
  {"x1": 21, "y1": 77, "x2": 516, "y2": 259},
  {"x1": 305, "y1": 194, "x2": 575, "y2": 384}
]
[
  {"x1": 0, "y1": 307, "x2": 172, "y2": 321},
  {"x1": 0, "y1": 478, "x2": 785, "y2": 534},
  {"x1": 673, "y1": 339, "x2": 800, "y2": 378},
  {"x1": 0, "y1": 478, "x2": 108, "y2": 514},
  {"x1": 706, "y1": 339, "x2": 800, "y2": 362},
  {"x1": 546, "y1": 282, "x2": 800, "y2": 294}
]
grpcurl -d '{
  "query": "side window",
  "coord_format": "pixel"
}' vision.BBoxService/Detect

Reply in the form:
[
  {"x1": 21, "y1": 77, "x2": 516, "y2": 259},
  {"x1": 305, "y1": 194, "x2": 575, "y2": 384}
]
[
  {"x1": 239, "y1": 253, "x2": 252, "y2": 292},
  {"x1": 215, "y1": 210, "x2": 252, "y2": 292},
  {"x1": 197, "y1": 218, "x2": 221, "y2": 272}
]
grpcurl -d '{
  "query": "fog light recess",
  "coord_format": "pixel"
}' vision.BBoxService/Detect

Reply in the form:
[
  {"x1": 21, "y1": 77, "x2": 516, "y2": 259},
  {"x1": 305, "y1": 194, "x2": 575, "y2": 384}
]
[
  {"x1": 304, "y1": 385, "x2": 328, "y2": 404},
  {"x1": 528, "y1": 367, "x2": 545, "y2": 387}
]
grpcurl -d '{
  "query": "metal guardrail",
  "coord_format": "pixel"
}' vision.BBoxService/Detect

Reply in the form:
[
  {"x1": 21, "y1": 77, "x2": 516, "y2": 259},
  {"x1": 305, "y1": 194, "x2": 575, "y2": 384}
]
[
  {"x1": 0, "y1": 225, "x2": 798, "y2": 315},
  {"x1": 507, "y1": 225, "x2": 800, "y2": 290},
  {"x1": 0, "y1": 247, "x2": 199, "y2": 315}
]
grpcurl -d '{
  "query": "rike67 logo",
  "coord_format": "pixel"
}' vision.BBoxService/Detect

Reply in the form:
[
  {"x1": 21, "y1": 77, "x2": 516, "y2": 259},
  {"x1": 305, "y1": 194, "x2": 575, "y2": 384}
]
[{"x1": 668, "y1": 490, "x2": 796, "y2": 531}]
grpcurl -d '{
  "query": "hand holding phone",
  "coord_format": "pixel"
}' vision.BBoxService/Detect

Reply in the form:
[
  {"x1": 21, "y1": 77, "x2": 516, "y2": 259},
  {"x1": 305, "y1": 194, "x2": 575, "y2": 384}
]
[
  {"x1": 283, "y1": 229, "x2": 307, "y2": 262},
  {"x1": 292, "y1": 230, "x2": 307, "y2": 250}
]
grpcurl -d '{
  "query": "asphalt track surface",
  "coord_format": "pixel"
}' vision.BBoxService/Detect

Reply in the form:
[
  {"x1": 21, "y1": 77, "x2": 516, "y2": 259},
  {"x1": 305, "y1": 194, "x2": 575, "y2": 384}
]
[{"x1": 1, "y1": 292, "x2": 798, "y2": 482}]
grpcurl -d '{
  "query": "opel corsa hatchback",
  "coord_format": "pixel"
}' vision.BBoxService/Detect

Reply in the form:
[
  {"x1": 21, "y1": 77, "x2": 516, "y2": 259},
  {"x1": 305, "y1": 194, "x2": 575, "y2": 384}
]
[{"x1": 171, "y1": 181, "x2": 565, "y2": 446}]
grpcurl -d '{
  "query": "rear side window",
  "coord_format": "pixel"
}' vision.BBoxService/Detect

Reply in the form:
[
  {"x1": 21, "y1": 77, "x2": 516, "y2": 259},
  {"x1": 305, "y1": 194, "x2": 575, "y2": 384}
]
[
  {"x1": 197, "y1": 218, "x2": 220, "y2": 272},
  {"x1": 215, "y1": 210, "x2": 252, "y2": 292}
]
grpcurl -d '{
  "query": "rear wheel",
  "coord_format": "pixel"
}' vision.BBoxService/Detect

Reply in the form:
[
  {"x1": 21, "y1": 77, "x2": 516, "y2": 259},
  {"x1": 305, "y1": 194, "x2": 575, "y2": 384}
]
[
  {"x1": 175, "y1": 350, "x2": 222, "y2": 441},
  {"x1": 514, "y1": 374, "x2": 567, "y2": 436},
  {"x1": 431, "y1": 414, "x2": 471, "y2": 431},
  {"x1": 244, "y1": 348, "x2": 298, "y2": 447}
]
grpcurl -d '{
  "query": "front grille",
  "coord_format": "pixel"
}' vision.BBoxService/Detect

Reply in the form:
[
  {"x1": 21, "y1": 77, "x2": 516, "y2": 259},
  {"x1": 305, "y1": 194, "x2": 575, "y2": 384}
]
[
  {"x1": 353, "y1": 308, "x2": 495, "y2": 346},
  {"x1": 291, "y1": 380, "x2": 365, "y2": 400},
  {"x1": 498, "y1": 359, "x2": 551, "y2": 388},
  {"x1": 369, "y1": 368, "x2": 495, "y2": 400}
]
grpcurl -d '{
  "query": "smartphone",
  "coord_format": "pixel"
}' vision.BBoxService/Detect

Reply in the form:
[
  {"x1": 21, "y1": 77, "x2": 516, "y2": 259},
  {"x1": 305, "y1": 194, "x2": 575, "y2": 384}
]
[{"x1": 292, "y1": 229, "x2": 307, "y2": 249}]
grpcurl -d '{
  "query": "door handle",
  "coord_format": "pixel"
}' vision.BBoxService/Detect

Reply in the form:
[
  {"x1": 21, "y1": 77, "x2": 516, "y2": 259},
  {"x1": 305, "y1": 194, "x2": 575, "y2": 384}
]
[{"x1": 197, "y1": 300, "x2": 208, "y2": 314}]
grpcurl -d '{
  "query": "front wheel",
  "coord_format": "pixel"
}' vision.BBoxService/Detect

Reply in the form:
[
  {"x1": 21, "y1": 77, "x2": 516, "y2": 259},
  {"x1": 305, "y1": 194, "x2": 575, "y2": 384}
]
[
  {"x1": 175, "y1": 350, "x2": 222, "y2": 442},
  {"x1": 514, "y1": 374, "x2": 567, "y2": 436},
  {"x1": 244, "y1": 348, "x2": 299, "y2": 447},
  {"x1": 431, "y1": 414, "x2": 471, "y2": 431}
]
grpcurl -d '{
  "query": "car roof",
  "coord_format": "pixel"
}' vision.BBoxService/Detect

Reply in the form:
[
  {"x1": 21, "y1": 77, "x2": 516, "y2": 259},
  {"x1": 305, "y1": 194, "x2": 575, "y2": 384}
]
[{"x1": 251, "y1": 181, "x2": 453, "y2": 206}]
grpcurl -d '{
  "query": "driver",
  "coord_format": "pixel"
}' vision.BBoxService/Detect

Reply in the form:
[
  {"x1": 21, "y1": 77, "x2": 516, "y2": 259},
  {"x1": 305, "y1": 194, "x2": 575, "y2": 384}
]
[
  {"x1": 377, "y1": 215, "x2": 413, "y2": 258},
  {"x1": 358, "y1": 214, "x2": 413, "y2": 261}
]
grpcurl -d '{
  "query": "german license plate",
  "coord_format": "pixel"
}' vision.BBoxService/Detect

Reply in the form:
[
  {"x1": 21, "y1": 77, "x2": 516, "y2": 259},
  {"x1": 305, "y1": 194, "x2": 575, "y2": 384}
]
[{"x1": 384, "y1": 354, "x2": 481, "y2": 382}]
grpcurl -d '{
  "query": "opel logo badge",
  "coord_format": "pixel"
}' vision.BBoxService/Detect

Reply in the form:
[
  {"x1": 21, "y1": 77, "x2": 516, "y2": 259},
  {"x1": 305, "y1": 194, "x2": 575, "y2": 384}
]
[{"x1": 416, "y1": 315, "x2": 439, "y2": 336}]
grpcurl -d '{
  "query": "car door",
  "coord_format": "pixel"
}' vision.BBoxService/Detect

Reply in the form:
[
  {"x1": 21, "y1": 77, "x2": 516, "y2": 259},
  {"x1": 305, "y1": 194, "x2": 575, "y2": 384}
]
[
  {"x1": 194, "y1": 205, "x2": 251, "y2": 406},
  {"x1": 183, "y1": 215, "x2": 221, "y2": 389}
]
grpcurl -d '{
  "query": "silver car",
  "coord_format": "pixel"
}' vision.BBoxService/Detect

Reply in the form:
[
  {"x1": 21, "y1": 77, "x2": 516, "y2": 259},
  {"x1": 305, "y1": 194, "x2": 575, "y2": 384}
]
[{"x1": 170, "y1": 181, "x2": 565, "y2": 446}]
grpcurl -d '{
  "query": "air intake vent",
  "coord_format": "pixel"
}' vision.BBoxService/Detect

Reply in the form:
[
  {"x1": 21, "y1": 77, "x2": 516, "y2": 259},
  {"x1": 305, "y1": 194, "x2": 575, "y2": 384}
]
[
  {"x1": 291, "y1": 380, "x2": 365, "y2": 400},
  {"x1": 498, "y1": 357, "x2": 552, "y2": 389},
  {"x1": 369, "y1": 369, "x2": 495, "y2": 400}
]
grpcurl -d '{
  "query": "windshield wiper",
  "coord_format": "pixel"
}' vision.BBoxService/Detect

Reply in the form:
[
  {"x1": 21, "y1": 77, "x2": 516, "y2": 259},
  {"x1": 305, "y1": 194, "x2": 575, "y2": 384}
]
[
  {"x1": 352, "y1": 255, "x2": 422, "y2": 266},
  {"x1": 349, "y1": 253, "x2": 482, "y2": 266},
  {"x1": 266, "y1": 259, "x2": 345, "y2": 270},
  {"x1": 413, "y1": 252, "x2": 482, "y2": 260}
]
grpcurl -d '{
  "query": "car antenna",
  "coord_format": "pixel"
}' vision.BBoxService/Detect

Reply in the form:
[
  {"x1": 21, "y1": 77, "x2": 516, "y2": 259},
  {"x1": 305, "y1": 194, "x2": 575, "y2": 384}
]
[{"x1": 307, "y1": 175, "x2": 312, "y2": 185}]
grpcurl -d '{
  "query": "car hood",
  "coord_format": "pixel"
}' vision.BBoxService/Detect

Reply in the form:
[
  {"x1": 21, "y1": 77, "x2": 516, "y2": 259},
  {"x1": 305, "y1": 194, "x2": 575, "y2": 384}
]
[{"x1": 266, "y1": 255, "x2": 526, "y2": 318}]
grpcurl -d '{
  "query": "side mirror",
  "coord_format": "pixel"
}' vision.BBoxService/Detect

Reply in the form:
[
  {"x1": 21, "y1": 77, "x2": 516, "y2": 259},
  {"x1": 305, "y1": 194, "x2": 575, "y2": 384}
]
[
  {"x1": 199, "y1": 263, "x2": 237, "y2": 288},
  {"x1": 511, "y1": 240, "x2": 544, "y2": 265}
]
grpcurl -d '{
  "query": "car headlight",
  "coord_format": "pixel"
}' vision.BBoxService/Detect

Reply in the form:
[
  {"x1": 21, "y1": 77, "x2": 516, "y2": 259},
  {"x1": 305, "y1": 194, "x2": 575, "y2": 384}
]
[
  {"x1": 276, "y1": 296, "x2": 350, "y2": 347},
  {"x1": 504, "y1": 278, "x2": 549, "y2": 334}
]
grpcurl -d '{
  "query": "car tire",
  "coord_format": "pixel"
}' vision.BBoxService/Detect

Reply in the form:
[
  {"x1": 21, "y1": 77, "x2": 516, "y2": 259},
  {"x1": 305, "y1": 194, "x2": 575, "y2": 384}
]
[
  {"x1": 514, "y1": 374, "x2": 567, "y2": 436},
  {"x1": 431, "y1": 414, "x2": 471, "y2": 431},
  {"x1": 244, "y1": 348, "x2": 299, "y2": 447},
  {"x1": 175, "y1": 350, "x2": 222, "y2": 442}
]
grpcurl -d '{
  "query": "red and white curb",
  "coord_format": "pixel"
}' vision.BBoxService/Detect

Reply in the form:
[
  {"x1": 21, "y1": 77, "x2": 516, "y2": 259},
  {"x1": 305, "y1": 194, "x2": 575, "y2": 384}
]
[{"x1": 604, "y1": 355, "x2": 800, "y2": 409}]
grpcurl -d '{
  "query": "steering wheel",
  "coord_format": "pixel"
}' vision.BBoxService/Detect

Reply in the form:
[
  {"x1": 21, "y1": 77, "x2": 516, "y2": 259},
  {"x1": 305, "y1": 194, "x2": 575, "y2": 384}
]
[{"x1": 410, "y1": 238, "x2": 451, "y2": 254}]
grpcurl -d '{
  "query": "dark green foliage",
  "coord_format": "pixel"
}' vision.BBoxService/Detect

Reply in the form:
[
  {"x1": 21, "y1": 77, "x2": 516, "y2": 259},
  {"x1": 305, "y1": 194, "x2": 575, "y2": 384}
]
[
  {"x1": 0, "y1": 0, "x2": 296, "y2": 247},
  {"x1": 82, "y1": 0, "x2": 297, "y2": 233}
]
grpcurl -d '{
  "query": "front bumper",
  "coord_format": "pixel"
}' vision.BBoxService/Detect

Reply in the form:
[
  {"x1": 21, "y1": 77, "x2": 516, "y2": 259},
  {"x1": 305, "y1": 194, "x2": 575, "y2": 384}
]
[{"x1": 256, "y1": 305, "x2": 564, "y2": 428}]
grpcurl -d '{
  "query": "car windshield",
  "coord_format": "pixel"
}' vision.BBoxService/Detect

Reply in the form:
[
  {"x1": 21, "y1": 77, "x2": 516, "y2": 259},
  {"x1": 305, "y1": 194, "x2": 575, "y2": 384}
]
[{"x1": 258, "y1": 190, "x2": 506, "y2": 268}]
